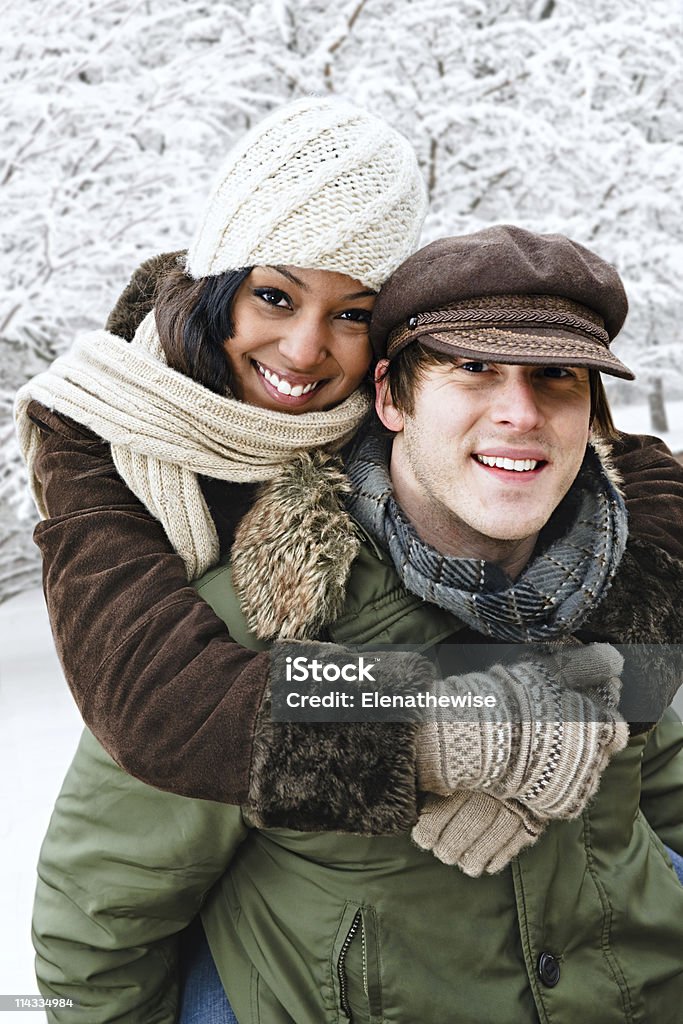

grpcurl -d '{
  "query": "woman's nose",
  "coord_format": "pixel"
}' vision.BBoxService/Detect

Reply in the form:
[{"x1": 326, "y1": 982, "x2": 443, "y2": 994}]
[{"x1": 277, "y1": 318, "x2": 330, "y2": 369}]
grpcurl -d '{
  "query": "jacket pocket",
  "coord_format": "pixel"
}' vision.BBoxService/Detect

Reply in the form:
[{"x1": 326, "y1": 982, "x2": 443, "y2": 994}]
[{"x1": 331, "y1": 902, "x2": 383, "y2": 1024}]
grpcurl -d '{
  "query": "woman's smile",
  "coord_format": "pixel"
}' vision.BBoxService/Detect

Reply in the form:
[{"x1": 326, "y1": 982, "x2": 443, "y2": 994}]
[{"x1": 252, "y1": 358, "x2": 325, "y2": 406}]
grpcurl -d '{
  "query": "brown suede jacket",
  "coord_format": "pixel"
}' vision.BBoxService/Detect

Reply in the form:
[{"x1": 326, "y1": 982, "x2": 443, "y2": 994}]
[{"x1": 25, "y1": 254, "x2": 683, "y2": 824}]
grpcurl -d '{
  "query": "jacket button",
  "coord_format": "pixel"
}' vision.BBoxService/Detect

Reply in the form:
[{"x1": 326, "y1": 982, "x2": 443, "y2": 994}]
[
  {"x1": 408, "y1": 315, "x2": 418, "y2": 328},
  {"x1": 537, "y1": 952, "x2": 560, "y2": 987}
]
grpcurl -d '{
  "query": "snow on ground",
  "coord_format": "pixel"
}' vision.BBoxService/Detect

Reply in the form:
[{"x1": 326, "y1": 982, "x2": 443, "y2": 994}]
[
  {"x1": 0, "y1": 590, "x2": 81, "y2": 1020},
  {"x1": 0, "y1": 401, "x2": 681, "y2": 1019}
]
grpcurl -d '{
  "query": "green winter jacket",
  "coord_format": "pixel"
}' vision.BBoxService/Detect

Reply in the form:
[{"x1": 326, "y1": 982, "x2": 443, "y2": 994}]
[{"x1": 34, "y1": 542, "x2": 683, "y2": 1023}]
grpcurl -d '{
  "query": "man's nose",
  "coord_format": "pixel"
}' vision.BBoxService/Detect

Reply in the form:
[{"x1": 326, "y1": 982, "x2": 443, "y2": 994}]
[
  {"x1": 277, "y1": 318, "x2": 329, "y2": 369},
  {"x1": 491, "y1": 374, "x2": 546, "y2": 431}
]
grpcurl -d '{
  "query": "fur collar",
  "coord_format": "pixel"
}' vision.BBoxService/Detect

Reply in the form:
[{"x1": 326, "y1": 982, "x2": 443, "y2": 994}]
[{"x1": 231, "y1": 451, "x2": 360, "y2": 640}]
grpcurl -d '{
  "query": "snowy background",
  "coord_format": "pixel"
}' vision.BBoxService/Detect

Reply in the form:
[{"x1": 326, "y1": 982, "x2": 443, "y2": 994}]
[
  {"x1": 2, "y1": 0, "x2": 683, "y2": 601},
  {"x1": 1, "y1": 0, "x2": 682, "y2": 1015}
]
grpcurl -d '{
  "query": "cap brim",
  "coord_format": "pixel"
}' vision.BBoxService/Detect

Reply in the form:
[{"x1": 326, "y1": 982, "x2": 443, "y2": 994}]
[{"x1": 415, "y1": 327, "x2": 635, "y2": 381}]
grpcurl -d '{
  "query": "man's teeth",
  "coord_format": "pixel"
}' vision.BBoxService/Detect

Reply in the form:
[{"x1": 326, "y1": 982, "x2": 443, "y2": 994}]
[
  {"x1": 475, "y1": 454, "x2": 539, "y2": 472},
  {"x1": 256, "y1": 362, "x2": 320, "y2": 396}
]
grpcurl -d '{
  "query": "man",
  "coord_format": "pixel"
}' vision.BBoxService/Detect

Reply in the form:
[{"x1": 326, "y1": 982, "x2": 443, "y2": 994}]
[{"x1": 33, "y1": 227, "x2": 683, "y2": 1023}]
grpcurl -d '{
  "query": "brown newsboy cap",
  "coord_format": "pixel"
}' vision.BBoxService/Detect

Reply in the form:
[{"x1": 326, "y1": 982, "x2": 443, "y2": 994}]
[{"x1": 370, "y1": 225, "x2": 634, "y2": 380}]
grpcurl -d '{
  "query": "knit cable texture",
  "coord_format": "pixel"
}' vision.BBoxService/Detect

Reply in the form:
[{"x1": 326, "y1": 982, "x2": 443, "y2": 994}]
[{"x1": 186, "y1": 97, "x2": 427, "y2": 290}]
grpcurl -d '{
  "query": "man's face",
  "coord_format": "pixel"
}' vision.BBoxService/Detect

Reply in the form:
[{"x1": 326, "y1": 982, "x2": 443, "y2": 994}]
[{"x1": 376, "y1": 355, "x2": 592, "y2": 565}]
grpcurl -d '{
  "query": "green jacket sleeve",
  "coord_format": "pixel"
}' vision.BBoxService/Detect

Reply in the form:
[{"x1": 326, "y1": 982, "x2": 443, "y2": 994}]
[
  {"x1": 640, "y1": 707, "x2": 683, "y2": 855},
  {"x1": 33, "y1": 729, "x2": 247, "y2": 1023}
]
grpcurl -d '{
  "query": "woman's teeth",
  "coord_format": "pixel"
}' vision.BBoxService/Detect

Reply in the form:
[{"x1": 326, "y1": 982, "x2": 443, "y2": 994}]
[
  {"x1": 475, "y1": 454, "x2": 539, "y2": 472},
  {"x1": 256, "y1": 362, "x2": 321, "y2": 397}
]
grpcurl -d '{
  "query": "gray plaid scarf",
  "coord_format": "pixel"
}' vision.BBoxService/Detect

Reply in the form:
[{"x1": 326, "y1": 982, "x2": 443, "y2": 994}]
[{"x1": 346, "y1": 428, "x2": 628, "y2": 642}]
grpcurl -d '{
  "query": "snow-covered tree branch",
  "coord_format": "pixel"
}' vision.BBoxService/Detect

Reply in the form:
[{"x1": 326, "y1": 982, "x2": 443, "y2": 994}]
[{"x1": 1, "y1": 0, "x2": 681, "y2": 598}]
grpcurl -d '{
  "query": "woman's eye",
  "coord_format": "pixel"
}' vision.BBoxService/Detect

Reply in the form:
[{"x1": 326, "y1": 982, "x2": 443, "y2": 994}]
[
  {"x1": 253, "y1": 288, "x2": 291, "y2": 308},
  {"x1": 338, "y1": 308, "x2": 372, "y2": 324}
]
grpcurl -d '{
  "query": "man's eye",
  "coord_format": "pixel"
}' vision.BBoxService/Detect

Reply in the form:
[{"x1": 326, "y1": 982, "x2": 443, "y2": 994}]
[
  {"x1": 339, "y1": 309, "x2": 372, "y2": 324},
  {"x1": 459, "y1": 360, "x2": 490, "y2": 373},
  {"x1": 541, "y1": 366, "x2": 573, "y2": 379},
  {"x1": 253, "y1": 288, "x2": 290, "y2": 308}
]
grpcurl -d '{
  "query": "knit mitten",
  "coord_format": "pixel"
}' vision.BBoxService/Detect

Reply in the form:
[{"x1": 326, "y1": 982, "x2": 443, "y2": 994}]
[
  {"x1": 412, "y1": 790, "x2": 546, "y2": 876},
  {"x1": 416, "y1": 643, "x2": 628, "y2": 819}
]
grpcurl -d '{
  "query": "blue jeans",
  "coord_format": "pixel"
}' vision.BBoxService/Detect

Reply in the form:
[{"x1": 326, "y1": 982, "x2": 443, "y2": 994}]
[
  {"x1": 666, "y1": 845, "x2": 683, "y2": 884},
  {"x1": 178, "y1": 919, "x2": 238, "y2": 1024}
]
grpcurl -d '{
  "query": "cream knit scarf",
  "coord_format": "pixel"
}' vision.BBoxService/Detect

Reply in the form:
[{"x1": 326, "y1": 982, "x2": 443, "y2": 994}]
[{"x1": 14, "y1": 311, "x2": 371, "y2": 579}]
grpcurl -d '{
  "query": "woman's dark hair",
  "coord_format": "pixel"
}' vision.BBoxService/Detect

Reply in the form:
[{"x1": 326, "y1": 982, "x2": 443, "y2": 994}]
[
  {"x1": 382, "y1": 341, "x2": 619, "y2": 439},
  {"x1": 155, "y1": 266, "x2": 252, "y2": 394}
]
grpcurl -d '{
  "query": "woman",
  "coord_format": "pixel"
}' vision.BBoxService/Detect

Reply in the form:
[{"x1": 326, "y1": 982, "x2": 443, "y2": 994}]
[
  {"x1": 17, "y1": 94, "x2": 428, "y2": 1022},
  {"x1": 16, "y1": 95, "x2": 428, "y2": 814}
]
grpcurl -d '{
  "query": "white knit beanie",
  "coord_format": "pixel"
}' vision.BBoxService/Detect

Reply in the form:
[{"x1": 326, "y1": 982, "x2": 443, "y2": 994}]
[{"x1": 186, "y1": 97, "x2": 427, "y2": 291}]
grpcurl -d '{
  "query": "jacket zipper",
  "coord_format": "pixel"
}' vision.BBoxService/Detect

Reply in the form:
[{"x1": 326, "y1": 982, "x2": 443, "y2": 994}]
[{"x1": 337, "y1": 908, "x2": 363, "y2": 1021}]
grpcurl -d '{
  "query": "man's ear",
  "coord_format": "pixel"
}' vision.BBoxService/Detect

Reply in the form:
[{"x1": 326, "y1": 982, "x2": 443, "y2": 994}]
[{"x1": 374, "y1": 359, "x2": 404, "y2": 432}]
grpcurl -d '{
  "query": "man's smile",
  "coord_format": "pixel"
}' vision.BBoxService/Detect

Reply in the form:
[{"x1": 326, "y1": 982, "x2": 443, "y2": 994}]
[
  {"x1": 472, "y1": 448, "x2": 549, "y2": 476},
  {"x1": 474, "y1": 454, "x2": 543, "y2": 473}
]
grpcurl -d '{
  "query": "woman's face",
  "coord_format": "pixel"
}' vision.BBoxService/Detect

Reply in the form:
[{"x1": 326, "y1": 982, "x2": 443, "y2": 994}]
[{"x1": 225, "y1": 266, "x2": 375, "y2": 413}]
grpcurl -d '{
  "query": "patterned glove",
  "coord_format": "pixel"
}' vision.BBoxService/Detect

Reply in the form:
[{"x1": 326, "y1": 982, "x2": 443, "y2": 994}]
[
  {"x1": 416, "y1": 643, "x2": 628, "y2": 819},
  {"x1": 412, "y1": 790, "x2": 546, "y2": 876}
]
